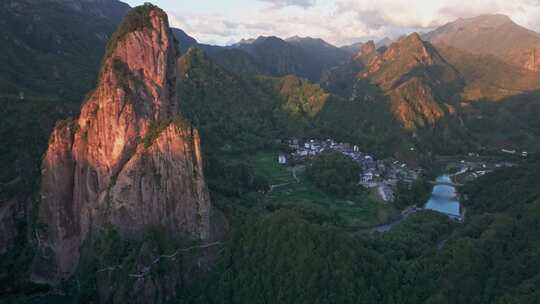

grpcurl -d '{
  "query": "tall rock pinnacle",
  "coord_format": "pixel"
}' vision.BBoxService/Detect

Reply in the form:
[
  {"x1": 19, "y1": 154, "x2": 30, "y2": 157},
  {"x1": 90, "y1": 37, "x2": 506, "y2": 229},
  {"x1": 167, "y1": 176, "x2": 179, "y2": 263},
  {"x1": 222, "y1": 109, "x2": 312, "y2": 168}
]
[{"x1": 31, "y1": 4, "x2": 216, "y2": 284}]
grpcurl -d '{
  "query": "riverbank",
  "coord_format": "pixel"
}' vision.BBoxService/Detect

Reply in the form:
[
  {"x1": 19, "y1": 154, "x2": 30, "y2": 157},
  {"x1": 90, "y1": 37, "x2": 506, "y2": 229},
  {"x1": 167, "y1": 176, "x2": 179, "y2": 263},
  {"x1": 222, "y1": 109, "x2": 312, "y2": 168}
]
[
  {"x1": 426, "y1": 174, "x2": 465, "y2": 221},
  {"x1": 354, "y1": 206, "x2": 422, "y2": 233}
]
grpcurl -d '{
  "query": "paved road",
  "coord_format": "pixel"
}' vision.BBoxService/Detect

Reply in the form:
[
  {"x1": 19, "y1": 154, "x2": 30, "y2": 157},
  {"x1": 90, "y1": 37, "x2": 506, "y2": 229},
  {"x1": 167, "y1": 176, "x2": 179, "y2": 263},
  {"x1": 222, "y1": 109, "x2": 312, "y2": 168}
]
[{"x1": 355, "y1": 207, "x2": 421, "y2": 234}]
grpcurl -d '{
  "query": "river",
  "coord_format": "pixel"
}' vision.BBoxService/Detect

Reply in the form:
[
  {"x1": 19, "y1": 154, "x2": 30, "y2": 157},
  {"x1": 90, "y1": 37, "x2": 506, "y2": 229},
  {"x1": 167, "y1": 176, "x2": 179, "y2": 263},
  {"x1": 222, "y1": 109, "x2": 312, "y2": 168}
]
[{"x1": 424, "y1": 175, "x2": 462, "y2": 220}]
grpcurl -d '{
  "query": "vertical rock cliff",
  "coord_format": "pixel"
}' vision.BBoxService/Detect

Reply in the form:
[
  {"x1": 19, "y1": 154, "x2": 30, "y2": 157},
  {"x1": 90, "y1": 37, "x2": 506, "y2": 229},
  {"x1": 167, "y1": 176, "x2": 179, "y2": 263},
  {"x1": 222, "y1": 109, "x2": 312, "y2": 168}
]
[
  {"x1": 523, "y1": 43, "x2": 540, "y2": 72},
  {"x1": 32, "y1": 5, "x2": 216, "y2": 284}
]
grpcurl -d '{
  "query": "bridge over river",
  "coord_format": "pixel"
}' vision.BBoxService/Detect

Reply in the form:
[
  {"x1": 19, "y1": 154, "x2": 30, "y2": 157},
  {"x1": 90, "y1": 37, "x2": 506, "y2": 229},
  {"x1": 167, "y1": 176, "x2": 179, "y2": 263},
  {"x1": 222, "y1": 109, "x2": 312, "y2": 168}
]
[
  {"x1": 429, "y1": 180, "x2": 463, "y2": 187},
  {"x1": 355, "y1": 175, "x2": 465, "y2": 234},
  {"x1": 425, "y1": 175, "x2": 463, "y2": 220}
]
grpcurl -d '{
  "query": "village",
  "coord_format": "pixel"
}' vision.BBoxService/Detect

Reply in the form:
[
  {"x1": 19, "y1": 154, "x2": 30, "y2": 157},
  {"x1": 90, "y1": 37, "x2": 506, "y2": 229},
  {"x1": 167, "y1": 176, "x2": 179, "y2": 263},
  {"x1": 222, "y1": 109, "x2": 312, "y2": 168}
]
[
  {"x1": 278, "y1": 138, "x2": 422, "y2": 203},
  {"x1": 451, "y1": 159, "x2": 516, "y2": 184}
]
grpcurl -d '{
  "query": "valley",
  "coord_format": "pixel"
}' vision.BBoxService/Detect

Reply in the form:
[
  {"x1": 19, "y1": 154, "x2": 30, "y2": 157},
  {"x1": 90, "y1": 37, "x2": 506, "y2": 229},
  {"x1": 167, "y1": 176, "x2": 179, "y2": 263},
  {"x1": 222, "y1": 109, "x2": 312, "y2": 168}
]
[{"x1": 0, "y1": 1, "x2": 539, "y2": 304}]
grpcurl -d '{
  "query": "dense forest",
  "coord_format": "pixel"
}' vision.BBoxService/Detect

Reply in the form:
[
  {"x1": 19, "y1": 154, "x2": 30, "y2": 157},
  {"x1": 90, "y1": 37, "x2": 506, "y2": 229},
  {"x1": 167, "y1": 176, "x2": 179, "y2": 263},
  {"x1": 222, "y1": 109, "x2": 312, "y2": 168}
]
[
  {"x1": 5, "y1": 157, "x2": 535, "y2": 303},
  {"x1": 1, "y1": 2, "x2": 540, "y2": 304}
]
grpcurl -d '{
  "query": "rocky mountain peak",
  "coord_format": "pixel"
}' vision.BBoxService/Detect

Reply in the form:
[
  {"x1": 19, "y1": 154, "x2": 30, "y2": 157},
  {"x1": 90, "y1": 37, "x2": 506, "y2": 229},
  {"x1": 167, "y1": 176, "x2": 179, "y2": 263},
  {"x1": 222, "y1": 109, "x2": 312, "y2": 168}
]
[
  {"x1": 360, "y1": 40, "x2": 376, "y2": 55},
  {"x1": 286, "y1": 36, "x2": 330, "y2": 46},
  {"x1": 361, "y1": 33, "x2": 443, "y2": 87},
  {"x1": 423, "y1": 14, "x2": 540, "y2": 71},
  {"x1": 458, "y1": 14, "x2": 513, "y2": 27},
  {"x1": 353, "y1": 40, "x2": 378, "y2": 66},
  {"x1": 400, "y1": 32, "x2": 423, "y2": 44},
  {"x1": 100, "y1": 3, "x2": 179, "y2": 121},
  {"x1": 286, "y1": 35, "x2": 304, "y2": 42},
  {"x1": 31, "y1": 4, "x2": 219, "y2": 285},
  {"x1": 359, "y1": 33, "x2": 462, "y2": 129}
]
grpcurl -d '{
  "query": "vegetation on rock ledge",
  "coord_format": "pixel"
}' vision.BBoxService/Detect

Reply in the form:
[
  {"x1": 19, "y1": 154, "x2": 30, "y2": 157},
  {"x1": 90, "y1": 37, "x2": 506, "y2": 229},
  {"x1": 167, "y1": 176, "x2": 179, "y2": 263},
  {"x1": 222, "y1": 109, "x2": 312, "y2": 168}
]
[{"x1": 104, "y1": 3, "x2": 166, "y2": 60}]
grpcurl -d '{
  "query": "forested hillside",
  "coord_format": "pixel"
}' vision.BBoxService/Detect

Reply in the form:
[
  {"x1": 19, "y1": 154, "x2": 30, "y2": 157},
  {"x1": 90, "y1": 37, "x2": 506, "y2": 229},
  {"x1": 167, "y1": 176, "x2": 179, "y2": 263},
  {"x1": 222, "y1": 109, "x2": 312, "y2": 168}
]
[
  {"x1": 0, "y1": 1, "x2": 129, "y2": 298},
  {"x1": 0, "y1": 0, "x2": 128, "y2": 99},
  {"x1": 0, "y1": 0, "x2": 128, "y2": 193},
  {"x1": 177, "y1": 49, "x2": 407, "y2": 160},
  {"x1": 153, "y1": 158, "x2": 539, "y2": 304},
  {"x1": 0, "y1": 1, "x2": 128, "y2": 278},
  {"x1": 1, "y1": 2, "x2": 540, "y2": 303}
]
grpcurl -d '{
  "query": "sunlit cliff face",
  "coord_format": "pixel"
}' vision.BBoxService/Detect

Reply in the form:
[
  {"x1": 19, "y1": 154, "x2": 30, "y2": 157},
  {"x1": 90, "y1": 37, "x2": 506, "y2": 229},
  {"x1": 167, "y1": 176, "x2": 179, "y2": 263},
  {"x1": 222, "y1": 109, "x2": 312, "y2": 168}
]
[{"x1": 32, "y1": 7, "x2": 215, "y2": 284}]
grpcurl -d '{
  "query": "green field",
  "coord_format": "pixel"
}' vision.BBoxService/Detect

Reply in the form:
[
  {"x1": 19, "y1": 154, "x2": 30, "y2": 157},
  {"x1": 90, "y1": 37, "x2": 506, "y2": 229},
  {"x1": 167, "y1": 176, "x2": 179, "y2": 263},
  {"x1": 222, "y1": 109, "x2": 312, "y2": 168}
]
[
  {"x1": 250, "y1": 152, "x2": 398, "y2": 228},
  {"x1": 249, "y1": 153, "x2": 296, "y2": 185}
]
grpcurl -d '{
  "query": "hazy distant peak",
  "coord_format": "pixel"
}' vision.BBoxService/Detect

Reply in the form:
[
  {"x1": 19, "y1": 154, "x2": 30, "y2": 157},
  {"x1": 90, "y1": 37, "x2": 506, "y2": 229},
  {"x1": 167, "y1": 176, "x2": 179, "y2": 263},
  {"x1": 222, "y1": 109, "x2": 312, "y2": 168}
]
[
  {"x1": 236, "y1": 38, "x2": 257, "y2": 45},
  {"x1": 340, "y1": 41, "x2": 364, "y2": 54},
  {"x1": 404, "y1": 32, "x2": 423, "y2": 41},
  {"x1": 424, "y1": 13, "x2": 540, "y2": 71},
  {"x1": 255, "y1": 36, "x2": 282, "y2": 43},
  {"x1": 361, "y1": 40, "x2": 376, "y2": 54},
  {"x1": 232, "y1": 36, "x2": 283, "y2": 47},
  {"x1": 458, "y1": 14, "x2": 513, "y2": 26},
  {"x1": 286, "y1": 36, "x2": 323, "y2": 42},
  {"x1": 375, "y1": 37, "x2": 393, "y2": 49},
  {"x1": 286, "y1": 36, "x2": 337, "y2": 49},
  {"x1": 285, "y1": 35, "x2": 304, "y2": 41}
]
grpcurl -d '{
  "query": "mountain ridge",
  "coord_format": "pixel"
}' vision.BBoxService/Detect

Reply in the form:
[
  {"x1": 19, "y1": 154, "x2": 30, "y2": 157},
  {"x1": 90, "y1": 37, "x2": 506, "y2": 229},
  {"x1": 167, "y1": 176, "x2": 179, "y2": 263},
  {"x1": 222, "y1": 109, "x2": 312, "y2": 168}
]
[
  {"x1": 424, "y1": 14, "x2": 540, "y2": 71},
  {"x1": 358, "y1": 33, "x2": 463, "y2": 129}
]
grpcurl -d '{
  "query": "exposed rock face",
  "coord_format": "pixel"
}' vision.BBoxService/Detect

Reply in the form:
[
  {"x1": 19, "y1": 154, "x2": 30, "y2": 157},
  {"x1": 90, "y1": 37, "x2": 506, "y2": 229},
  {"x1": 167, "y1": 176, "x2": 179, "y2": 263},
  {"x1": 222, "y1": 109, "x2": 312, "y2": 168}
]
[
  {"x1": 354, "y1": 40, "x2": 378, "y2": 66},
  {"x1": 32, "y1": 5, "x2": 215, "y2": 284},
  {"x1": 361, "y1": 33, "x2": 463, "y2": 129},
  {"x1": 360, "y1": 41, "x2": 376, "y2": 55},
  {"x1": 522, "y1": 43, "x2": 540, "y2": 72},
  {"x1": 390, "y1": 78, "x2": 445, "y2": 129}
]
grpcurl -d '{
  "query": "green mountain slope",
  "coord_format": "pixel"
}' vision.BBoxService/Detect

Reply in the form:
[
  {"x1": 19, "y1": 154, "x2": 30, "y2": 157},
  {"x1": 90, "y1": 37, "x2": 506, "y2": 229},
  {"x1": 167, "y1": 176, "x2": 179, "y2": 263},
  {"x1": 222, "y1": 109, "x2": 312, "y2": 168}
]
[
  {"x1": 0, "y1": 0, "x2": 130, "y2": 295},
  {"x1": 0, "y1": 0, "x2": 129, "y2": 100},
  {"x1": 285, "y1": 36, "x2": 351, "y2": 69},
  {"x1": 177, "y1": 48, "x2": 284, "y2": 154},
  {"x1": 167, "y1": 157, "x2": 540, "y2": 304},
  {"x1": 201, "y1": 36, "x2": 344, "y2": 81},
  {"x1": 435, "y1": 44, "x2": 540, "y2": 101},
  {"x1": 2, "y1": 5, "x2": 540, "y2": 302},
  {"x1": 0, "y1": 0, "x2": 129, "y2": 197},
  {"x1": 178, "y1": 48, "x2": 408, "y2": 160}
]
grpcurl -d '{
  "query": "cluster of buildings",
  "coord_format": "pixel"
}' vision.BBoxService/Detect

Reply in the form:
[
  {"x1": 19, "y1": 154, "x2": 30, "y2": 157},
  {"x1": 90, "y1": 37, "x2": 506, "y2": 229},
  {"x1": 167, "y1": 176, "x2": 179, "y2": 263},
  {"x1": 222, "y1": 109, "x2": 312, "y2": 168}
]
[
  {"x1": 500, "y1": 149, "x2": 528, "y2": 157},
  {"x1": 279, "y1": 139, "x2": 422, "y2": 202},
  {"x1": 454, "y1": 160, "x2": 515, "y2": 181}
]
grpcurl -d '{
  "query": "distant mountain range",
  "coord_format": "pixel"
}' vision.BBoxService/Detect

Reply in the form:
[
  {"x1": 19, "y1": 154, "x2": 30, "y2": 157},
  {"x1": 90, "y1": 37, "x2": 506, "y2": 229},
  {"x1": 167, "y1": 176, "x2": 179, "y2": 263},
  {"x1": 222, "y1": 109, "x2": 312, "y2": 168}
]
[
  {"x1": 3, "y1": 1, "x2": 540, "y2": 302},
  {"x1": 340, "y1": 37, "x2": 394, "y2": 54},
  {"x1": 172, "y1": 33, "x2": 351, "y2": 81},
  {"x1": 181, "y1": 23, "x2": 540, "y2": 153},
  {"x1": 285, "y1": 36, "x2": 350, "y2": 68},
  {"x1": 423, "y1": 14, "x2": 540, "y2": 72},
  {"x1": 3, "y1": 0, "x2": 540, "y2": 157}
]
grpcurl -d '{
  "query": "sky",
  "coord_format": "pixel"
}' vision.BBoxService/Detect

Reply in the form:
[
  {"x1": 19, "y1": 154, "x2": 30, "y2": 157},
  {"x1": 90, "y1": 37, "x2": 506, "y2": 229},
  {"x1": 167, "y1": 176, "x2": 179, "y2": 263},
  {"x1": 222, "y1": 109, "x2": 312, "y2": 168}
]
[{"x1": 123, "y1": 0, "x2": 540, "y2": 46}]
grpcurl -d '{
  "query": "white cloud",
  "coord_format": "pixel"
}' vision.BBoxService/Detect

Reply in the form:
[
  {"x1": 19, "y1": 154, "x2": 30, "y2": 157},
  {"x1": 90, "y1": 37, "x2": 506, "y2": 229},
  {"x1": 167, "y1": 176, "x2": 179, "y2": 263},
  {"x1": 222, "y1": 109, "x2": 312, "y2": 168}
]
[
  {"x1": 169, "y1": 0, "x2": 540, "y2": 46},
  {"x1": 258, "y1": 0, "x2": 317, "y2": 9}
]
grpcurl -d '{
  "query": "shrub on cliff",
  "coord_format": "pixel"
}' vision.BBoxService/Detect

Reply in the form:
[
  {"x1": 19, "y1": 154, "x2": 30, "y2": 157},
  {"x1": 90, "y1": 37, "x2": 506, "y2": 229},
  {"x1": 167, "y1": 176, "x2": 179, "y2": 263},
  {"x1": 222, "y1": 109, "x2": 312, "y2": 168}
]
[{"x1": 104, "y1": 3, "x2": 166, "y2": 60}]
